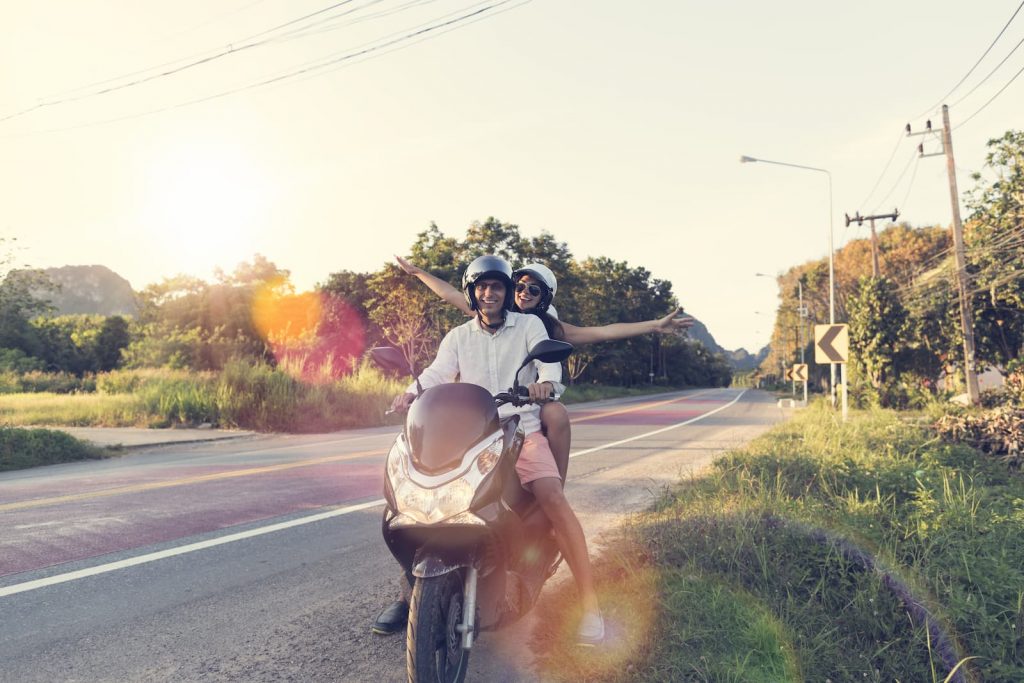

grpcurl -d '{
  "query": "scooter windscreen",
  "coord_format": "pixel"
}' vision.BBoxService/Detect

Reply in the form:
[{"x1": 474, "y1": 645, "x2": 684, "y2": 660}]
[{"x1": 406, "y1": 383, "x2": 500, "y2": 475}]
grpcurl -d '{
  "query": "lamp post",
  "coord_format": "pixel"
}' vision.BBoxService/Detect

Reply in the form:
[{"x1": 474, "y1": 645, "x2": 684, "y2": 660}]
[
  {"x1": 757, "y1": 273, "x2": 808, "y2": 404},
  {"x1": 743, "y1": 156, "x2": 836, "y2": 406}
]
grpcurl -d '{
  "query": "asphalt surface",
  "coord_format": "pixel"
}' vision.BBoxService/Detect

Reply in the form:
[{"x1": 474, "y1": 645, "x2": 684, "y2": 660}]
[{"x1": 0, "y1": 388, "x2": 789, "y2": 682}]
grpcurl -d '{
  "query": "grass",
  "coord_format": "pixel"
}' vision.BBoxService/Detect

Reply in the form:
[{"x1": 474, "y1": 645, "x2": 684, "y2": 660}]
[
  {"x1": 0, "y1": 425, "x2": 106, "y2": 471},
  {"x1": 0, "y1": 361, "x2": 406, "y2": 432},
  {"x1": 0, "y1": 364, "x2": 699, "y2": 432},
  {"x1": 534, "y1": 401, "x2": 1024, "y2": 682}
]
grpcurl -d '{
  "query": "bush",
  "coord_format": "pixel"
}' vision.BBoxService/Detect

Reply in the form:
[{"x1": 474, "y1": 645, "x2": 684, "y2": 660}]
[
  {"x1": 934, "y1": 405, "x2": 1024, "y2": 468},
  {"x1": 0, "y1": 348, "x2": 46, "y2": 373},
  {"x1": 16, "y1": 371, "x2": 96, "y2": 394},
  {"x1": 96, "y1": 367, "x2": 198, "y2": 394},
  {"x1": 0, "y1": 425, "x2": 104, "y2": 471}
]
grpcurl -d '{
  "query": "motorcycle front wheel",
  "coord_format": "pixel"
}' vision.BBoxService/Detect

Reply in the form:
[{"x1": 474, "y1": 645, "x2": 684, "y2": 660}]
[{"x1": 406, "y1": 571, "x2": 470, "y2": 683}]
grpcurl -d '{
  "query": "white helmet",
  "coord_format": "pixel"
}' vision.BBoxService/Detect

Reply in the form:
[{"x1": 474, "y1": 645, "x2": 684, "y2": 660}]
[{"x1": 512, "y1": 262, "x2": 557, "y2": 313}]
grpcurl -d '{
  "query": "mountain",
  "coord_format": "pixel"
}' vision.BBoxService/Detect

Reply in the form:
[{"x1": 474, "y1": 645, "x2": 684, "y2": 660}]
[
  {"x1": 37, "y1": 265, "x2": 138, "y2": 316},
  {"x1": 683, "y1": 318, "x2": 769, "y2": 370},
  {"x1": 725, "y1": 345, "x2": 771, "y2": 371}
]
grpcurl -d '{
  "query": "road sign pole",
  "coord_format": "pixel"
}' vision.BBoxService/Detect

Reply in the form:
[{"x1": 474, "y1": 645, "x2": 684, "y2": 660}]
[{"x1": 841, "y1": 363, "x2": 848, "y2": 421}]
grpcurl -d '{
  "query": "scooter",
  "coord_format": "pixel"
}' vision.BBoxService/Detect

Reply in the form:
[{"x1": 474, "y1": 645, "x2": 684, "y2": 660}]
[{"x1": 370, "y1": 339, "x2": 573, "y2": 683}]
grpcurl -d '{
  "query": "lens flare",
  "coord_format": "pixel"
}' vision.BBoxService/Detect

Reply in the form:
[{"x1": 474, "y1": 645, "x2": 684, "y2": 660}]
[
  {"x1": 252, "y1": 279, "x2": 366, "y2": 383},
  {"x1": 532, "y1": 564, "x2": 659, "y2": 679}
]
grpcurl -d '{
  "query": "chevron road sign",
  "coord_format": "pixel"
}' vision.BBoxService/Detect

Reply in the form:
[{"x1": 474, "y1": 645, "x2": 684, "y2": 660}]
[
  {"x1": 784, "y1": 367, "x2": 793, "y2": 381},
  {"x1": 792, "y1": 363, "x2": 808, "y2": 381},
  {"x1": 814, "y1": 324, "x2": 849, "y2": 364}
]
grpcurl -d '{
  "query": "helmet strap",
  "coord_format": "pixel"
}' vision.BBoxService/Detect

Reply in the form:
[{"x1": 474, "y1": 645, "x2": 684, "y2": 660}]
[{"x1": 478, "y1": 309, "x2": 506, "y2": 330}]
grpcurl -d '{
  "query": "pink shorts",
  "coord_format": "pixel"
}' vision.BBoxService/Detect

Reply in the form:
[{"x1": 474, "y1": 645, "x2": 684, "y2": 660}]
[{"x1": 515, "y1": 431, "x2": 561, "y2": 485}]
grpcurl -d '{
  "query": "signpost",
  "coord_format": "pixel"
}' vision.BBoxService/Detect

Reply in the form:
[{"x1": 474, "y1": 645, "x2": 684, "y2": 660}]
[
  {"x1": 792, "y1": 363, "x2": 808, "y2": 405},
  {"x1": 815, "y1": 324, "x2": 849, "y2": 420}
]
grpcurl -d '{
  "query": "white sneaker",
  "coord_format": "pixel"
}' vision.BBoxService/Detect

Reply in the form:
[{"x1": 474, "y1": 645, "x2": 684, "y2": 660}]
[{"x1": 576, "y1": 611, "x2": 605, "y2": 647}]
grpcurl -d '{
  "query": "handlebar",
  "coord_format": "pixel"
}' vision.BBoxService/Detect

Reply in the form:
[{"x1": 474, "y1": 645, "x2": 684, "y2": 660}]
[{"x1": 494, "y1": 385, "x2": 559, "y2": 408}]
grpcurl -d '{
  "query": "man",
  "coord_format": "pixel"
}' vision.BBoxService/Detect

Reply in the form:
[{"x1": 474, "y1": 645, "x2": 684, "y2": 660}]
[{"x1": 372, "y1": 254, "x2": 605, "y2": 646}]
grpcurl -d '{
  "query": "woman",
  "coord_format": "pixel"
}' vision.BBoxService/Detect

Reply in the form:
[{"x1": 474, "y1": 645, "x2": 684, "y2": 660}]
[{"x1": 395, "y1": 255, "x2": 693, "y2": 479}]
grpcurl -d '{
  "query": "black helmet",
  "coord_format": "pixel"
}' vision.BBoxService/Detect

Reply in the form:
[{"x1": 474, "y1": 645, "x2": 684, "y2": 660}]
[{"x1": 462, "y1": 254, "x2": 514, "y2": 311}]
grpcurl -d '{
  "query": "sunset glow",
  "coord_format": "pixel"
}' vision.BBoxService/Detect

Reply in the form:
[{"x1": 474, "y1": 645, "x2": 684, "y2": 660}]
[
  {"x1": 138, "y1": 139, "x2": 275, "y2": 278},
  {"x1": 252, "y1": 280, "x2": 366, "y2": 383}
]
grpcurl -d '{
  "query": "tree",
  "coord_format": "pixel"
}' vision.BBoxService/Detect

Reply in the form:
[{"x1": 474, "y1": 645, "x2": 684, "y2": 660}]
[
  {"x1": 95, "y1": 316, "x2": 131, "y2": 371},
  {"x1": 0, "y1": 268, "x2": 55, "y2": 358},
  {"x1": 848, "y1": 276, "x2": 908, "y2": 392},
  {"x1": 964, "y1": 129, "x2": 1024, "y2": 367}
]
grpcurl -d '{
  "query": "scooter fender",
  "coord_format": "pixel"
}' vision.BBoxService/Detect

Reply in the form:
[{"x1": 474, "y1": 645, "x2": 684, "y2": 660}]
[{"x1": 411, "y1": 547, "x2": 470, "y2": 578}]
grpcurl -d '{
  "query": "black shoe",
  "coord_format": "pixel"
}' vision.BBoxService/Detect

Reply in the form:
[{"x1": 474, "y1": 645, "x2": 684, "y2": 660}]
[{"x1": 371, "y1": 600, "x2": 409, "y2": 635}]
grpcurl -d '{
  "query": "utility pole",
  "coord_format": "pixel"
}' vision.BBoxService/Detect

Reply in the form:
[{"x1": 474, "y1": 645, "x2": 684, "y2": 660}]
[
  {"x1": 906, "y1": 107, "x2": 980, "y2": 404},
  {"x1": 845, "y1": 209, "x2": 900, "y2": 278}
]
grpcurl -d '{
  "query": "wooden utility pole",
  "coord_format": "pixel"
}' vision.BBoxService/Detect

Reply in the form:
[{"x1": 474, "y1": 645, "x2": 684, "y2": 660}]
[
  {"x1": 845, "y1": 209, "x2": 899, "y2": 277},
  {"x1": 907, "y1": 109, "x2": 981, "y2": 404},
  {"x1": 940, "y1": 105, "x2": 981, "y2": 404}
]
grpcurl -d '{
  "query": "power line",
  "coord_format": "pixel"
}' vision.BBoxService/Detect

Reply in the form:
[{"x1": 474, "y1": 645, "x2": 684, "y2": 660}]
[
  {"x1": 871, "y1": 148, "x2": 917, "y2": 214},
  {"x1": 857, "y1": 129, "x2": 907, "y2": 210},
  {"x1": 9, "y1": 0, "x2": 528, "y2": 137},
  {"x1": 1, "y1": 0, "x2": 394, "y2": 123},
  {"x1": 899, "y1": 154, "x2": 922, "y2": 215},
  {"x1": 955, "y1": 59, "x2": 1024, "y2": 130},
  {"x1": 950, "y1": 33, "x2": 1024, "y2": 107},
  {"x1": 913, "y1": 0, "x2": 1024, "y2": 118}
]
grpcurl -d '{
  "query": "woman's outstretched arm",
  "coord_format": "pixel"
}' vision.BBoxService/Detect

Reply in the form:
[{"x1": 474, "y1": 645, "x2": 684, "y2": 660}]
[
  {"x1": 395, "y1": 255, "x2": 473, "y2": 316},
  {"x1": 560, "y1": 307, "x2": 694, "y2": 345}
]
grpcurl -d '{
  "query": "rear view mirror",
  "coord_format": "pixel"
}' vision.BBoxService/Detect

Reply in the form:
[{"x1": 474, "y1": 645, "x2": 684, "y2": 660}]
[{"x1": 525, "y1": 339, "x2": 573, "y2": 365}]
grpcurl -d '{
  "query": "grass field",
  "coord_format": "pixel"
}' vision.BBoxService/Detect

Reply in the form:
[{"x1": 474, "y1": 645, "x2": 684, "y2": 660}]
[
  {"x1": 533, "y1": 402, "x2": 1022, "y2": 682},
  {"x1": 0, "y1": 365, "x2": 688, "y2": 432}
]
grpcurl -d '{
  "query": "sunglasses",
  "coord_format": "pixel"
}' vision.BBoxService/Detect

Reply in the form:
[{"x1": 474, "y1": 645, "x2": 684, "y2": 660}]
[{"x1": 515, "y1": 282, "x2": 544, "y2": 297}]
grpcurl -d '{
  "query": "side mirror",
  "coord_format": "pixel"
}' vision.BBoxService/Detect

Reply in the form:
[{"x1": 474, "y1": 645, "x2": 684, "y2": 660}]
[
  {"x1": 525, "y1": 339, "x2": 573, "y2": 365},
  {"x1": 512, "y1": 340, "x2": 573, "y2": 394},
  {"x1": 369, "y1": 347, "x2": 414, "y2": 377}
]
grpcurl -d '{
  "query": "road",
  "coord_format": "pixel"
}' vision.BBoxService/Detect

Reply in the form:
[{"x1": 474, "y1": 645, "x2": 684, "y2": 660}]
[{"x1": 0, "y1": 388, "x2": 786, "y2": 682}]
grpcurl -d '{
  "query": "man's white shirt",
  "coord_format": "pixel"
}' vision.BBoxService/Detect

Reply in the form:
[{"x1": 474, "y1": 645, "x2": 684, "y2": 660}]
[{"x1": 407, "y1": 312, "x2": 565, "y2": 435}]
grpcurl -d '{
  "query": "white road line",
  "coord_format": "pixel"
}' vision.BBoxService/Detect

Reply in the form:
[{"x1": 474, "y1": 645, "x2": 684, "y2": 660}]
[
  {"x1": 0, "y1": 500, "x2": 382, "y2": 598},
  {"x1": 569, "y1": 389, "x2": 746, "y2": 459},
  {"x1": 0, "y1": 389, "x2": 747, "y2": 599}
]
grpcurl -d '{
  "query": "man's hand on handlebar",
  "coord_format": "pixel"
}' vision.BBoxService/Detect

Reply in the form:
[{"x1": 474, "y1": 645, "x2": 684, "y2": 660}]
[
  {"x1": 389, "y1": 392, "x2": 416, "y2": 414},
  {"x1": 527, "y1": 381, "x2": 555, "y2": 403}
]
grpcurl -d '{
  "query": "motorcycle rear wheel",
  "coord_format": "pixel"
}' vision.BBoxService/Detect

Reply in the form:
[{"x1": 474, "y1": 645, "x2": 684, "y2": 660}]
[{"x1": 406, "y1": 571, "x2": 470, "y2": 683}]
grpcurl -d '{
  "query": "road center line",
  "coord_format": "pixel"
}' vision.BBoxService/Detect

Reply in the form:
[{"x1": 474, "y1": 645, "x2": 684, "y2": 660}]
[
  {"x1": 568, "y1": 388, "x2": 717, "y2": 425},
  {"x1": 0, "y1": 389, "x2": 747, "y2": 598},
  {"x1": 0, "y1": 448, "x2": 387, "y2": 513}
]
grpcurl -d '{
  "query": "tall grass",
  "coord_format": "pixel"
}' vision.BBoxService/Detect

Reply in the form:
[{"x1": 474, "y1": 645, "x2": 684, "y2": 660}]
[
  {"x1": 0, "y1": 361, "x2": 406, "y2": 432},
  {"x1": 534, "y1": 402, "x2": 1022, "y2": 682}
]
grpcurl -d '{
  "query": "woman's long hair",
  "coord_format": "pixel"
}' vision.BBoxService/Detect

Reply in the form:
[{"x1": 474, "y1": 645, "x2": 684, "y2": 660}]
[{"x1": 517, "y1": 306, "x2": 564, "y2": 341}]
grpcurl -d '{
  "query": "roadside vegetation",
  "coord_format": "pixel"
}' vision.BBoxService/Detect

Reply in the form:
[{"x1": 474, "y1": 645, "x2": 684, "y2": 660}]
[
  {"x1": 0, "y1": 223, "x2": 730, "y2": 434},
  {"x1": 0, "y1": 425, "x2": 105, "y2": 471},
  {"x1": 534, "y1": 402, "x2": 1023, "y2": 682}
]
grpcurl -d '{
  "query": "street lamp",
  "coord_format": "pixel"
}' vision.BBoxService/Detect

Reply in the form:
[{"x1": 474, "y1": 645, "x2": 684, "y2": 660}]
[
  {"x1": 756, "y1": 274, "x2": 808, "y2": 403},
  {"x1": 743, "y1": 155, "x2": 836, "y2": 404}
]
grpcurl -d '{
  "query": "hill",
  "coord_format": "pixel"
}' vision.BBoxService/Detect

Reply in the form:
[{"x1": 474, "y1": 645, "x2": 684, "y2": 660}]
[{"x1": 36, "y1": 265, "x2": 138, "y2": 316}]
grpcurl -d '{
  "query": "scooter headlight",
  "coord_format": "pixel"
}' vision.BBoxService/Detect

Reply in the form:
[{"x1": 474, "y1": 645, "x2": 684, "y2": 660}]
[
  {"x1": 394, "y1": 477, "x2": 476, "y2": 525},
  {"x1": 386, "y1": 436, "x2": 408, "y2": 484},
  {"x1": 475, "y1": 434, "x2": 503, "y2": 476}
]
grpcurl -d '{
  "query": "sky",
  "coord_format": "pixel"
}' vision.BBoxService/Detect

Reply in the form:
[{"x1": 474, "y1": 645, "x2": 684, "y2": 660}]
[{"x1": 2, "y1": 0, "x2": 1023, "y2": 353}]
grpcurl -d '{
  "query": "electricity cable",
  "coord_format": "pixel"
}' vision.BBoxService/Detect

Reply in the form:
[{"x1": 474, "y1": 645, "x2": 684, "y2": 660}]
[
  {"x1": 913, "y1": 0, "x2": 1024, "y2": 119},
  {"x1": 1, "y1": 0, "x2": 386, "y2": 122},
  {"x1": 9, "y1": 0, "x2": 525, "y2": 137}
]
